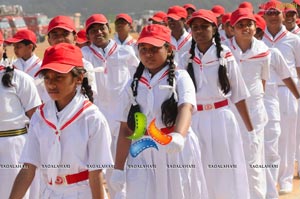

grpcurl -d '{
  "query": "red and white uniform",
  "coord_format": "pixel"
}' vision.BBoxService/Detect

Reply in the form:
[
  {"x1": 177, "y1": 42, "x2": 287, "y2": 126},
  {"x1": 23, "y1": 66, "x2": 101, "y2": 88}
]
[
  {"x1": 263, "y1": 48, "x2": 292, "y2": 199},
  {"x1": 116, "y1": 67, "x2": 208, "y2": 199},
  {"x1": 228, "y1": 37, "x2": 270, "y2": 199},
  {"x1": 113, "y1": 34, "x2": 138, "y2": 57},
  {"x1": 13, "y1": 55, "x2": 50, "y2": 102},
  {"x1": 290, "y1": 25, "x2": 300, "y2": 37},
  {"x1": 179, "y1": 44, "x2": 251, "y2": 199},
  {"x1": 0, "y1": 67, "x2": 41, "y2": 199},
  {"x1": 81, "y1": 40, "x2": 139, "y2": 198},
  {"x1": 20, "y1": 91, "x2": 113, "y2": 199},
  {"x1": 171, "y1": 29, "x2": 192, "y2": 64},
  {"x1": 263, "y1": 25, "x2": 300, "y2": 191}
]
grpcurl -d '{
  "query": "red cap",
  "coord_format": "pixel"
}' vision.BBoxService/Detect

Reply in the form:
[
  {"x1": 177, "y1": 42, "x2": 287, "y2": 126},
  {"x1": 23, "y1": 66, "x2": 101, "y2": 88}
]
[
  {"x1": 183, "y1": 4, "x2": 196, "y2": 11},
  {"x1": 211, "y1": 5, "x2": 225, "y2": 17},
  {"x1": 5, "y1": 29, "x2": 37, "y2": 45},
  {"x1": 85, "y1": 14, "x2": 108, "y2": 31},
  {"x1": 137, "y1": 24, "x2": 171, "y2": 47},
  {"x1": 47, "y1": 16, "x2": 76, "y2": 34},
  {"x1": 187, "y1": 9, "x2": 218, "y2": 26},
  {"x1": 76, "y1": 29, "x2": 88, "y2": 44},
  {"x1": 263, "y1": 1, "x2": 283, "y2": 12},
  {"x1": 222, "y1": 13, "x2": 232, "y2": 24},
  {"x1": 230, "y1": 8, "x2": 256, "y2": 26},
  {"x1": 167, "y1": 5, "x2": 188, "y2": 20},
  {"x1": 0, "y1": 32, "x2": 3, "y2": 44},
  {"x1": 35, "y1": 43, "x2": 83, "y2": 77},
  {"x1": 115, "y1": 13, "x2": 133, "y2": 24},
  {"x1": 254, "y1": 14, "x2": 266, "y2": 31},
  {"x1": 149, "y1": 11, "x2": 167, "y2": 23},
  {"x1": 239, "y1": 1, "x2": 254, "y2": 12},
  {"x1": 293, "y1": 0, "x2": 300, "y2": 6},
  {"x1": 284, "y1": 3, "x2": 297, "y2": 13}
]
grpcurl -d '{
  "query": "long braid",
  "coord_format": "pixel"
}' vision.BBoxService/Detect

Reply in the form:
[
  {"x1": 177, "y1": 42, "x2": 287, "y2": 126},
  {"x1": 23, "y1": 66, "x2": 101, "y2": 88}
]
[
  {"x1": 161, "y1": 51, "x2": 178, "y2": 127},
  {"x1": 215, "y1": 30, "x2": 231, "y2": 94},
  {"x1": 187, "y1": 39, "x2": 197, "y2": 91},
  {"x1": 127, "y1": 62, "x2": 145, "y2": 131},
  {"x1": 81, "y1": 77, "x2": 94, "y2": 102}
]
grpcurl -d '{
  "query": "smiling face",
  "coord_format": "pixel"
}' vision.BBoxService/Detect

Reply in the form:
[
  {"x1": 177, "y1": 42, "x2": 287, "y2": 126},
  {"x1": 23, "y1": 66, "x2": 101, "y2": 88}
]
[
  {"x1": 138, "y1": 43, "x2": 172, "y2": 76},
  {"x1": 233, "y1": 19, "x2": 256, "y2": 41},
  {"x1": 43, "y1": 69, "x2": 83, "y2": 110},
  {"x1": 283, "y1": 11, "x2": 297, "y2": 30},
  {"x1": 87, "y1": 23, "x2": 111, "y2": 48}
]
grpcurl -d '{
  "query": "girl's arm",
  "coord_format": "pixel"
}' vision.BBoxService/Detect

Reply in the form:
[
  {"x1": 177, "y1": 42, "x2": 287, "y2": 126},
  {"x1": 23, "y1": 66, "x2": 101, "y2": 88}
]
[
  {"x1": 114, "y1": 122, "x2": 132, "y2": 170},
  {"x1": 174, "y1": 103, "x2": 193, "y2": 137},
  {"x1": 89, "y1": 170, "x2": 105, "y2": 199},
  {"x1": 282, "y1": 77, "x2": 300, "y2": 99},
  {"x1": 235, "y1": 99, "x2": 254, "y2": 132},
  {"x1": 9, "y1": 163, "x2": 36, "y2": 199}
]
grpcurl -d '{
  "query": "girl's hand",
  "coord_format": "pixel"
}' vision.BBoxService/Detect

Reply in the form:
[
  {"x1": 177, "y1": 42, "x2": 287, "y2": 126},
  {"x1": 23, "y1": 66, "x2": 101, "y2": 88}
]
[{"x1": 166, "y1": 132, "x2": 185, "y2": 153}]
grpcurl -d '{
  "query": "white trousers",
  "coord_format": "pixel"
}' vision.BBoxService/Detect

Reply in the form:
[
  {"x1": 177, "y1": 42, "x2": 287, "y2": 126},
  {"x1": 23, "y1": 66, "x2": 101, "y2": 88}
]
[
  {"x1": 264, "y1": 120, "x2": 281, "y2": 199},
  {"x1": 278, "y1": 87, "x2": 298, "y2": 190}
]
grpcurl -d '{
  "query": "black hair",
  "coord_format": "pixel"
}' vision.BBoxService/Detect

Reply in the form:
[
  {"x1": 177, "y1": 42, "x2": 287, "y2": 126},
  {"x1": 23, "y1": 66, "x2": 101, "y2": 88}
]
[
  {"x1": 19, "y1": 39, "x2": 36, "y2": 52},
  {"x1": 71, "y1": 67, "x2": 94, "y2": 103},
  {"x1": 1, "y1": 66, "x2": 14, "y2": 88},
  {"x1": 187, "y1": 24, "x2": 231, "y2": 94},
  {"x1": 127, "y1": 43, "x2": 178, "y2": 129}
]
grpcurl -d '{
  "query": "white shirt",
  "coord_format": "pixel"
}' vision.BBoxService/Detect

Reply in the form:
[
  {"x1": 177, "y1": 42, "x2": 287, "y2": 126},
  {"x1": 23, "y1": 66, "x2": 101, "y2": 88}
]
[
  {"x1": 228, "y1": 37, "x2": 270, "y2": 101},
  {"x1": 171, "y1": 30, "x2": 192, "y2": 65},
  {"x1": 12, "y1": 54, "x2": 41, "y2": 77},
  {"x1": 81, "y1": 40, "x2": 139, "y2": 117},
  {"x1": 290, "y1": 25, "x2": 300, "y2": 36},
  {"x1": 178, "y1": 44, "x2": 250, "y2": 104},
  {"x1": 263, "y1": 25, "x2": 300, "y2": 85},
  {"x1": 0, "y1": 67, "x2": 41, "y2": 131},
  {"x1": 20, "y1": 92, "x2": 113, "y2": 184},
  {"x1": 116, "y1": 66, "x2": 196, "y2": 129}
]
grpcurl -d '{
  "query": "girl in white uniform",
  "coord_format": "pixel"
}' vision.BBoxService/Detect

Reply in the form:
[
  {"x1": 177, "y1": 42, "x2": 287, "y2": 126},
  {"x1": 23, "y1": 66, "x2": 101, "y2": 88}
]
[
  {"x1": 228, "y1": 8, "x2": 271, "y2": 199},
  {"x1": 0, "y1": 31, "x2": 41, "y2": 199},
  {"x1": 254, "y1": 14, "x2": 300, "y2": 199},
  {"x1": 179, "y1": 9, "x2": 253, "y2": 199},
  {"x1": 5, "y1": 29, "x2": 48, "y2": 104},
  {"x1": 81, "y1": 14, "x2": 139, "y2": 199},
  {"x1": 110, "y1": 24, "x2": 208, "y2": 199},
  {"x1": 9, "y1": 43, "x2": 113, "y2": 199},
  {"x1": 262, "y1": 1, "x2": 300, "y2": 193}
]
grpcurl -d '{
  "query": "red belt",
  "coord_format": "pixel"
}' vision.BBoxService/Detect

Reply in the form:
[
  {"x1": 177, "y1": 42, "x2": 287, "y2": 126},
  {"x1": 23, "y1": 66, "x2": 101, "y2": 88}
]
[
  {"x1": 144, "y1": 126, "x2": 175, "y2": 135},
  {"x1": 197, "y1": 99, "x2": 228, "y2": 111},
  {"x1": 49, "y1": 170, "x2": 89, "y2": 185}
]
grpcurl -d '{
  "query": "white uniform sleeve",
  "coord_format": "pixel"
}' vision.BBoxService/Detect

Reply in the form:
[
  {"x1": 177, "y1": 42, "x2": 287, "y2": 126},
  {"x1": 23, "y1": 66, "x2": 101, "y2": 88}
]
[
  {"x1": 124, "y1": 47, "x2": 140, "y2": 77},
  {"x1": 227, "y1": 58, "x2": 250, "y2": 103},
  {"x1": 15, "y1": 70, "x2": 41, "y2": 111},
  {"x1": 177, "y1": 51, "x2": 190, "y2": 70},
  {"x1": 261, "y1": 57, "x2": 271, "y2": 81},
  {"x1": 271, "y1": 48, "x2": 291, "y2": 80},
  {"x1": 113, "y1": 80, "x2": 132, "y2": 122},
  {"x1": 176, "y1": 70, "x2": 197, "y2": 111},
  {"x1": 293, "y1": 36, "x2": 300, "y2": 68},
  {"x1": 87, "y1": 110, "x2": 114, "y2": 171},
  {"x1": 19, "y1": 113, "x2": 41, "y2": 167}
]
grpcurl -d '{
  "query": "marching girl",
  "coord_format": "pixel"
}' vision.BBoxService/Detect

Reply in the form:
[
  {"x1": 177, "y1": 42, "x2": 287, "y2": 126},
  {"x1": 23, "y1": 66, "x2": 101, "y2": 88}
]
[
  {"x1": 81, "y1": 13, "x2": 139, "y2": 199},
  {"x1": 228, "y1": 8, "x2": 271, "y2": 199},
  {"x1": 0, "y1": 31, "x2": 41, "y2": 199},
  {"x1": 110, "y1": 24, "x2": 208, "y2": 199},
  {"x1": 9, "y1": 43, "x2": 113, "y2": 199},
  {"x1": 178, "y1": 9, "x2": 253, "y2": 199},
  {"x1": 5, "y1": 29, "x2": 49, "y2": 103}
]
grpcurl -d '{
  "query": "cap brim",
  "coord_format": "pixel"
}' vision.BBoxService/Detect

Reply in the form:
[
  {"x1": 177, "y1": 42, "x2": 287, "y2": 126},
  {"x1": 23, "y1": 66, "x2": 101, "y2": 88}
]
[
  {"x1": 47, "y1": 26, "x2": 75, "y2": 34},
  {"x1": 5, "y1": 38, "x2": 23, "y2": 44},
  {"x1": 34, "y1": 63, "x2": 74, "y2": 77},
  {"x1": 167, "y1": 14, "x2": 181, "y2": 20},
  {"x1": 137, "y1": 37, "x2": 165, "y2": 47},
  {"x1": 231, "y1": 16, "x2": 255, "y2": 26},
  {"x1": 86, "y1": 21, "x2": 107, "y2": 31},
  {"x1": 149, "y1": 16, "x2": 164, "y2": 23},
  {"x1": 76, "y1": 37, "x2": 88, "y2": 44}
]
